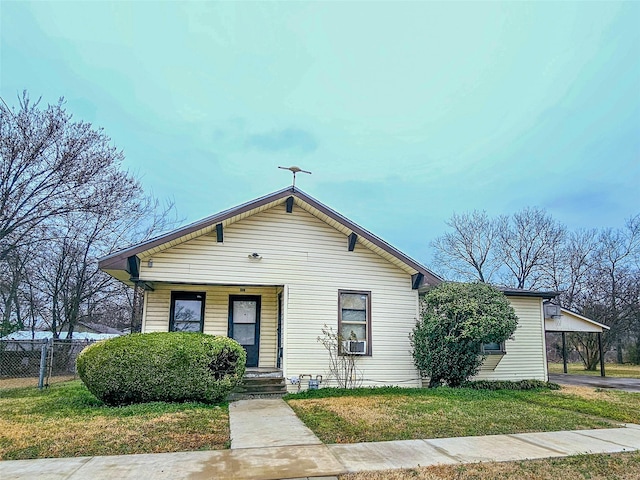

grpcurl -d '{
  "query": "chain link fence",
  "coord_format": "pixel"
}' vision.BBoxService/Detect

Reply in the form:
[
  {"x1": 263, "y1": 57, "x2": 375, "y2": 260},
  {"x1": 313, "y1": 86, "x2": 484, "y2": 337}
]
[{"x1": 0, "y1": 339, "x2": 94, "y2": 390}]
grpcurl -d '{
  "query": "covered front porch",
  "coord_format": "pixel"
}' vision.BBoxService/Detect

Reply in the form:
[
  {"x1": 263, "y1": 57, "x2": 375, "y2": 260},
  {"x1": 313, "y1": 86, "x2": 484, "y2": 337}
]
[{"x1": 138, "y1": 283, "x2": 285, "y2": 369}]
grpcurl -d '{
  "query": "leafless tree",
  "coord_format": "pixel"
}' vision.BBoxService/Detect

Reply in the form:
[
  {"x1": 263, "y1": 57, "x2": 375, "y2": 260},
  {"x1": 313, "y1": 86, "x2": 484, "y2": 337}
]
[
  {"x1": 587, "y1": 215, "x2": 640, "y2": 363},
  {"x1": 560, "y1": 216, "x2": 639, "y2": 368},
  {"x1": 544, "y1": 229, "x2": 599, "y2": 309},
  {"x1": 0, "y1": 248, "x2": 29, "y2": 336},
  {"x1": 498, "y1": 207, "x2": 566, "y2": 289},
  {"x1": 433, "y1": 206, "x2": 639, "y2": 367},
  {"x1": 29, "y1": 195, "x2": 177, "y2": 338},
  {"x1": 0, "y1": 92, "x2": 132, "y2": 260},
  {"x1": 431, "y1": 211, "x2": 503, "y2": 282},
  {"x1": 1, "y1": 92, "x2": 178, "y2": 338}
]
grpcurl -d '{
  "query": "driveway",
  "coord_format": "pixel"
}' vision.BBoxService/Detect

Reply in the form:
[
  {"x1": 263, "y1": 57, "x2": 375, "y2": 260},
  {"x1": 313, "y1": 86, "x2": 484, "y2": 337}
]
[{"x1": 550, "y1": 373, "x2": 640, "y2": 393}]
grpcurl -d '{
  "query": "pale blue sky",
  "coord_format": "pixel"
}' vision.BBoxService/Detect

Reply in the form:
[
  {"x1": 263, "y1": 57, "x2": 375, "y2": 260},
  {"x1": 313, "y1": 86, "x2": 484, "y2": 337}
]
[{"x1": 1, "y1": 1, "x2": 638, "y2": 265}]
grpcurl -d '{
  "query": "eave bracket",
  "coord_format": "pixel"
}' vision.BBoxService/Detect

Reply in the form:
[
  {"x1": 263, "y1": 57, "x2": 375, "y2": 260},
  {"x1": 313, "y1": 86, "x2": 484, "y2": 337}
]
[
  {"x1": 286, "y1": 196, "x2": 294, "y2": 213},
  {"x1": 348, "y1": 232, "x2": 357, "y2": 251}
]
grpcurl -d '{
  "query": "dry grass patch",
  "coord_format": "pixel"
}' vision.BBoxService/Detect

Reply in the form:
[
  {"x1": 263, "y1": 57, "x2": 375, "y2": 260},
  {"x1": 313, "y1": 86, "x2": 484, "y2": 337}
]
[
  {"x1": 294, "y1": 396, "x2": 399, "y2": 425},
  {"x1": 1, "y1": 413, "x2": 227, "y2": 459},
  {"x1": 0, "y1": 375, "x2": 75, "y2": 390},
  {"x1": 287, "y1": 387, "x2": 619, "y2": 444},
  {"x1": 548, "y1": 362, "x2": 640, "y2": 379},
  {"x1": 559, "y1": 385, "x2": 608, "y2": 400},
  {"x1": 340, "y1": 451, "x2": 640, "y2": 480},
  {"x1": 0, "y1": 381, "x2": 229, "y2": 460},
  {"x1": 288, "y1": 396, "x2": 409, "y2": 443}
]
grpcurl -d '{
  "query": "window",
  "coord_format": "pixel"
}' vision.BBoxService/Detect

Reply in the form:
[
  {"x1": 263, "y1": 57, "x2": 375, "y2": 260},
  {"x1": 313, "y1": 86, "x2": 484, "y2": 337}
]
[
  {"x1": 338, "y1": 290, "x2": 371, "y2": 355},
  {"x1": 170, "y1": 292, "x2": 205, "y2": 332},
  {"x1": 482, "y1": 341, "x2": 505, "y2": 354}
]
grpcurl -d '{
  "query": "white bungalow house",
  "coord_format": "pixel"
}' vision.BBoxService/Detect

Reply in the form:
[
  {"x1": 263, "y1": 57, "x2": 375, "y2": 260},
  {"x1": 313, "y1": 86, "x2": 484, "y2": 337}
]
[{"x1": 98, "y1": 187, "x2": 555, "y2": 390}]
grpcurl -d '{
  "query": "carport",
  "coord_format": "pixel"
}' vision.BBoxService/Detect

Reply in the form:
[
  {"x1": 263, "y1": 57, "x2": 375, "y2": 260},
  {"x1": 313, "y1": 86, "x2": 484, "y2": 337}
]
[{"x1": 544, "y1": 304, "x2": 610, "y2": 377}]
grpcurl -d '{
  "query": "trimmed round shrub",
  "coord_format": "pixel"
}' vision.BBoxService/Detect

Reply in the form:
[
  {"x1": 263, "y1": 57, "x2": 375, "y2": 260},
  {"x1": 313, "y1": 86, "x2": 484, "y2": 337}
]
[{"x1": 77, "y1": 332, "x2": 246, "y2": 406}]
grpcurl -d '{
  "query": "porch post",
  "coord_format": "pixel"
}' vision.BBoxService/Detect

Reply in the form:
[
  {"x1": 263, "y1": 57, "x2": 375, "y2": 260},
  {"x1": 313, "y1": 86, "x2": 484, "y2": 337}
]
[
  {"x1": 277, "y1": 292, "x2": 283, "y2": 369},
  {"x1": 562, "y1": 332, "x2": 568, "y2": 374},
  {"x1": 131, "y1": 282, "x2": 144, "y2": 333},
  {"x1": 598, "y1": 332, "x2": 606, "y2": 377}
]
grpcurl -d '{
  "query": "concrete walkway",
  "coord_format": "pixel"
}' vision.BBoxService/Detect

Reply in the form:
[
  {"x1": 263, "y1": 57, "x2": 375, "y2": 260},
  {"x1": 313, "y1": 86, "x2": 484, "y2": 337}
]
[
  {"x1": 550, "y1": 373, "x2": 640, "y2": 393},
  {"x1": 2, "y1": 399, "x2": 640, "y2": 480},
  {"x1": 230, "y1": 399, "x2": 323, "y2": 448}
]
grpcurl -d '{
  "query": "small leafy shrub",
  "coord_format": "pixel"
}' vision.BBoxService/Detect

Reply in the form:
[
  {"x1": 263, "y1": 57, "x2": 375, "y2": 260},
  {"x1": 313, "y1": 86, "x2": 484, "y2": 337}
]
[
  {"x1": 77, "y1": 332, "x2": 246, "y2": 406},
  {"x1": 460, "y1": 379, "x2": 561, "y2": 391},
  {"x1": 411, "y1": 282, "x2": 518, "y2": 388}
]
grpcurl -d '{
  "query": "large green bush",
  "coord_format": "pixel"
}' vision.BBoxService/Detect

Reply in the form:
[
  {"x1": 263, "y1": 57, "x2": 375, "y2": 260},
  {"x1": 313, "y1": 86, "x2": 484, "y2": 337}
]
[
  {"x1": 77, "y1": 332, "x2": 246, "y2": 406},
  {"x1": 411, "y1": 282, "x2": 518, "y2": 388}
]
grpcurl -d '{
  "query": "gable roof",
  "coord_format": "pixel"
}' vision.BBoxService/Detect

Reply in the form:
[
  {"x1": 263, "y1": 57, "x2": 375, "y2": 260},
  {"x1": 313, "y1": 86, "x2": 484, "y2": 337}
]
[{"x1": 98, "y1": 186, "x2": 442, "y2": 286}]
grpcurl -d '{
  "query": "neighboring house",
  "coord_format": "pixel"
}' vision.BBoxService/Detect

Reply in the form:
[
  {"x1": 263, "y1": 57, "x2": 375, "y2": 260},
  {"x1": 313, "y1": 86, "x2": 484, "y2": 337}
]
[
  {"x1": 3, "y1": 330, "x2": 120, "y2": 342},
  {"x1": 98, "y1": 187, "x2": 555, "y2": 388},
  {"x1": 75, "y1": 322, "x2": 124, "y2": 335},
  {"x1": 2, "y1": 323, "x2": 123, "y2": 342}
]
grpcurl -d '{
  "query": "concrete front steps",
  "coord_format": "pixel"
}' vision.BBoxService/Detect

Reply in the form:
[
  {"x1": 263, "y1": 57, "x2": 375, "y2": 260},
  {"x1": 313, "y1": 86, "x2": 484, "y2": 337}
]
[{"x1": 229, "y1": 367, "x2": 288, "y2": 400}]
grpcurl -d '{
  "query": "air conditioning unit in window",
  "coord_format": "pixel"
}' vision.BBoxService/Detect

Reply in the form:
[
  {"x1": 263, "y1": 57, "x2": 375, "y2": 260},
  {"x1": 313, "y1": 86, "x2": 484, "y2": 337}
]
[{"x1": 344, "y1": 340, "x2": 366, "y2": 355}]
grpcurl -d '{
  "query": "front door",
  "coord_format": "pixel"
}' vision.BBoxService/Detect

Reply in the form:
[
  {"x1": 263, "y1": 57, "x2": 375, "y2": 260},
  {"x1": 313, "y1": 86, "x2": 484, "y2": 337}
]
[{"x1": 228, "y1": 296, "x2": 261, "y2": 368}]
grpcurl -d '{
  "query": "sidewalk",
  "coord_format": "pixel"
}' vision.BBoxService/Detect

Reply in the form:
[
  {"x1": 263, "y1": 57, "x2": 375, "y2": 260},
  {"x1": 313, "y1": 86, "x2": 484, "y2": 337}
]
[
  {"x1": 1, "y1": 399, "x2": 640, "y2": 480},
  {"x1": 330, "y1": 424, "x2": 640, "y2": 473}
]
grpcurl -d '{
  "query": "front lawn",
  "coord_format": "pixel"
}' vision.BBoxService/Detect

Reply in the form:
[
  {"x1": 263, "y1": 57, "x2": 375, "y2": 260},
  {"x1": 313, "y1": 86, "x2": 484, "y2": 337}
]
[
  {"x1": 548, "y1": 362, "x2": 640, "y2": 379},
  {"x1": 0, "y1": 381, "x2": 229, "y2": 460},
  {"x1": 340, "y1": 451, "x2": 640, "y2": 480},
  {"x1": 286, "y1": 385, "x2": 639, "y2": 444}
]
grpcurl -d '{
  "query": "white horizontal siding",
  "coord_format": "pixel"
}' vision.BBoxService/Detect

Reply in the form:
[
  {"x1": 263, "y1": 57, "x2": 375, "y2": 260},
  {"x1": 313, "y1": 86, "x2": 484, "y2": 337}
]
[
  {"x1": 143, "y1": 284, "x2": 278, "y2": 368},
  {"x1": 140, "y1": 204, "x2": 421, "y2": 386},
  {"x1": 474, "y1": 296, "x2": 547, "y2": 381}
]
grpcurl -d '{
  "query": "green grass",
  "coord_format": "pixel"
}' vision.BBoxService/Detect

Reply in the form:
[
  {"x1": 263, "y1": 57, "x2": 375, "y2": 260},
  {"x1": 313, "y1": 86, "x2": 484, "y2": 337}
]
[
  {"x1": 548, "y1": 362, "x2": 640, "y2": 378},
  {"x1": 341, "y1": 452, "x2": 640, "y2": 480},
  {"x1": 286, "y1": 385, "x2": 639, "y2": 444},
  {"x1": 0, "y1": 380, "x2": 230, "y2": 460}
]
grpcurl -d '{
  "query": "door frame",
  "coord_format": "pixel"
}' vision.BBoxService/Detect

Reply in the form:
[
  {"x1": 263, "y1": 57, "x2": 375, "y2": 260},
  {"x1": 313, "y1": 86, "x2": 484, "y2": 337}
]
[
  {"x1": 277, "y1": 292, "x2": 283, "y2": 369},
  {"x1": 228, "y1": 295, "x2": 261, "y2": 367}
]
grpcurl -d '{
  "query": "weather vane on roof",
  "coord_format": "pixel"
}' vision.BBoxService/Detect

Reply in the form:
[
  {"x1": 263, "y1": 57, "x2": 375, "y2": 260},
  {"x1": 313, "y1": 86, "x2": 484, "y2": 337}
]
[{"x1": 278, "y1": 166, "x2": 312, "y2": 188}]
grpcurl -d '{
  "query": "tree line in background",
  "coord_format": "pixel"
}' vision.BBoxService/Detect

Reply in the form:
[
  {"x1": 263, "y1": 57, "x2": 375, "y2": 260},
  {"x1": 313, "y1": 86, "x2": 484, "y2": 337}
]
[
  {"x1": 432, "y1": 208, "x2": 640, "y2": 368},
  {"x1": 0, "y1": 92, "x2": 176, "y2": 339}
]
